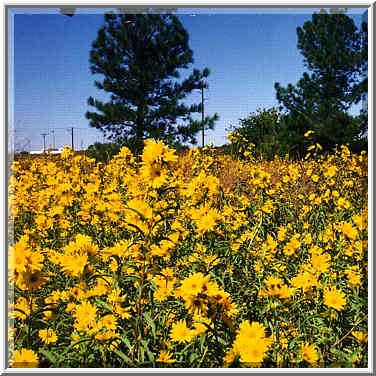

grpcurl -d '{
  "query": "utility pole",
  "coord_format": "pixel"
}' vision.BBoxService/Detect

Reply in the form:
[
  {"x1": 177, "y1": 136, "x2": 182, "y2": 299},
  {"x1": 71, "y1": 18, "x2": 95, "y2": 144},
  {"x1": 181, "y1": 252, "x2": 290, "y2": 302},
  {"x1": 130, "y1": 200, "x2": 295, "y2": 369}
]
[
  {"x1": 201, "y1": 83, "x2": 205, "y2": 148},
  {"x1": 51, "y1": 130, "x2": 55, "y2": 149},
  {"x1": 71, "y1": 127, "x2": 74, "y2": 150},
  {"x1": 41, "y1": 133, "x2": 48, "y2": 152}
]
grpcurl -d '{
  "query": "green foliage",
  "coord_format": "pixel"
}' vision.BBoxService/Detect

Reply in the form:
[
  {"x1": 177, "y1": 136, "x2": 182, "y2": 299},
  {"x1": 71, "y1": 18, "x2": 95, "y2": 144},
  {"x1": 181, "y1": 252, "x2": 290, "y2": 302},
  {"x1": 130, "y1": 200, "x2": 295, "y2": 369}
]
[
  {"x1": 277, "y1": 111, "x2": 367, "y2": 159},
  {"x1": 275, "y1": 9, "x2": 368, "y2": 155},
  {"x1": 86, "y1": 142, "x2": 121, "y2": 164},
  {"x1": 86, "y1": 12, "x2": 218, "y2": 151},
  {"x1": 227, "y1": 108, "x2": 289, "y2": 160}
]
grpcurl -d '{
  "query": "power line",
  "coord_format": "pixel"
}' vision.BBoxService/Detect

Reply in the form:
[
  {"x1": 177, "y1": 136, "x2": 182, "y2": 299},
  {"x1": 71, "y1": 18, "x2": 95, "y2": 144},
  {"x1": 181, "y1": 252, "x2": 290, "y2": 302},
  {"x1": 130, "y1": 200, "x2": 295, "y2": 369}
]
[{"x1": 14, "y1": 126, "x2": 109, "y2": 151}]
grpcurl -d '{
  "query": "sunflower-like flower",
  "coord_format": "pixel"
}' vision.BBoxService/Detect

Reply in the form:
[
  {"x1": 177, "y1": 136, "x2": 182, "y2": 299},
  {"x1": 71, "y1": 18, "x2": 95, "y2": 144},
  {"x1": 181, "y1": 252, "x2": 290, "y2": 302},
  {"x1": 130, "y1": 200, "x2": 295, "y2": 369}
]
[
  {"x1": 230, "y1": 321, "x2": 272, "y2": 367},
  {"x1": 169, "y1": 320, "x2": 195, "y2": 343},
  {"x1": 140, "y1": 139, "x2": 178, "y2": 188},
  {"x1": 323, "y1": 287, "x2": 346, "y2": 311},
  {"x1": 38, "y1": 328, "x2": 58, "y2": 344},
  {"x1": 178, "y1": 272, "x2": 208, "y2": 297},
  {"x1": 12, "y1": 348, "x2": 39, "y2": 368},
  {"x1": 301, "y1": 342, "x2": 319, "y2": 366},
  {"x1": 156, "y1": 350, "x2": 176, "y2": 364},
  {"x1": 352, "y1": 331, "x2": 368, "y2": 343},
  {"x1": 18, "y1": 270, "x2": 47, "y2": 291},
  {"x1": 73, "y1": 300, "x2": 98, "y2": 331}
]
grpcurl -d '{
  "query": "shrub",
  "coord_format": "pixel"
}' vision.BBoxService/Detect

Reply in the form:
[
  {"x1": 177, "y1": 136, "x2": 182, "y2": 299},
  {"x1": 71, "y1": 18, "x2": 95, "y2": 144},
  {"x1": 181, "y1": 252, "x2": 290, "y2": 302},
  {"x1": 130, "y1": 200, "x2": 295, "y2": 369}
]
[
  {"x1": 85, "y1": 142, "x2": 121, "y2": 164},
  {"x1": 227, "y1": 108, "x2": 289, "y2": 160}
]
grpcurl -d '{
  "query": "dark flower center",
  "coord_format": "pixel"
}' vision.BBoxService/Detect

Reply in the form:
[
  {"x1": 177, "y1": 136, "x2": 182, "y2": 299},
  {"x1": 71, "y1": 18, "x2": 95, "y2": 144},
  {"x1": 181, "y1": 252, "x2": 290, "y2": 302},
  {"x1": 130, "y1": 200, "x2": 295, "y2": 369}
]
[{"x1": 30, "y1": 273, "x2": 39, "y2": 283}]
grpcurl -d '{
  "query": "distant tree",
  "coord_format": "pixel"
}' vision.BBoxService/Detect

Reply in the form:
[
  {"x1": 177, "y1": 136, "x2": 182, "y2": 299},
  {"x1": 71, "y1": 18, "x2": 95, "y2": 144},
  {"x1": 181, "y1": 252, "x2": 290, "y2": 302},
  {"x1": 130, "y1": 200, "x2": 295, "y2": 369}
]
[
  {"x1": 275, "y1": 9, "x2": 367, "y2": 155},
  {"x1": 86, "y1": 142, "x2": 121, "y2": 164},
  {"x1": 86, "y1": 12, "x2": 218, "y2": 153},
  {"x1": 227, "y1": 107, "x2": 290, "y2": 159},
  {"x1": 233, "y1": 107, "x2": 280, "y2": 144}
]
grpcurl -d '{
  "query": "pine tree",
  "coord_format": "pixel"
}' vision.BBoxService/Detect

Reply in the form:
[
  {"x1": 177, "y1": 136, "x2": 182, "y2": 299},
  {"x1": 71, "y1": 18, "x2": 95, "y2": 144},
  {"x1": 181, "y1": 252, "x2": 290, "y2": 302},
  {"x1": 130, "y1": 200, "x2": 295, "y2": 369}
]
[
  {"x1": 86, "y1": 12, "x2": 218, "y2": 153},
  {"x1": 275, "y1": 9, "x2": 367, "y2": 154}
]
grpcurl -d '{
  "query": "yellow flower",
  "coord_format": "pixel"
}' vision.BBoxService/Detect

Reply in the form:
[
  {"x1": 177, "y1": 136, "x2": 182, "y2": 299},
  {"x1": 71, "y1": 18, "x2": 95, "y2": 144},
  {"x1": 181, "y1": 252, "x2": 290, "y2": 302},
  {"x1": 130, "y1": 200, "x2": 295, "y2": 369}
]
[
  {"x1": 304, "y1": 130, "x2": 314, "y2": 137},
  {"x1": 169, "y1": 320, "x2": 194, "y2": 343},
  {"x1": 179, "y1": 272, "x2": 208, "y2": 297},
  {"x1": 311, "y1": 174, "x2": 319, "y2": 183},
  {"x1": 223, "y1": 346, "x2": 237, "y2": 367},
  {"x1": 344, "y1": 268, "x2": 362, "y2": 287},
  {"x1": 324, "y1": 165, "x2": 338, "y2": 178},
  {"x1": 73, "y1": 300, "x2": 97, "y2": 331},
  {"x1": 38, "y1": 328, "x2": 58, "y2": 344},
  {"x1": 338, "y1": 222, "x2": 358, "y2": 240},
  {"x1": 352, "y1": 331, "x2": 368, "y2": 343},
  {"x1": 323, "y1": 287, "x2": 346, "y2": 311},
  {"x1": 277, "y1": 227, "x2": 287, "y2": 242},
  {"x1": 332, "y1": 190, "x2": 339, "y2": 198},
  {"x1": 282, "y1": 175, "x2": 290, "y2": 183},
  {"x1": 254, "y1": 260, "x2": 262, "y2": 272},
  {"x1": 12, "y1": 348, "x2": 39, "y2": 368},
  {"x1": 59, "y1": 252, "x2": 88, "y2": 278},
  {"x1": 337, "y1": 197, "x2": 351, "y2": 210},
  {"x1": 19, "y1": 270, "x2": 47, "y2": 291},
  {"x1": 140, "y1": 163, "x2": 169, "y2": 189},
  {"x1": 108, "y1": 258, "x2": 118, "y2": 273},
  {"x1": 184, "y1": 295, "x2": 208, "y2": 316},
  {"x1": 303, "y1": 233, "x2": 312, "y2": 245},
  {"x1": 311, "y1": 252, "x2": 331, "y2": 274},
  {"x1": 234, "y1": 336, "x2": 269, "y2": 366},
  {"x1": 192, "y1": 314, "x2": 212, "y2": 336},
  {"x1": 301, "y1": 342, "x2": 318, "y2": 365},
  {"x1": 13, "y1": 297, "x2": 34, "y2": 321},
  {"x1": 156, "y1": 350, "x2": 176, "y2": 364},
  {"x1": 140, "y1": 139, "x2": 177, "y2": 188},
  {"x1": 60, "y1": 146, "x2": 74, "y2": 159},
  {"x1": 100, "y1": 314, "x2": 118, "y2": 331},
  {"x1": 237, "y1": 321, "x2": 266, "y2": 340}
]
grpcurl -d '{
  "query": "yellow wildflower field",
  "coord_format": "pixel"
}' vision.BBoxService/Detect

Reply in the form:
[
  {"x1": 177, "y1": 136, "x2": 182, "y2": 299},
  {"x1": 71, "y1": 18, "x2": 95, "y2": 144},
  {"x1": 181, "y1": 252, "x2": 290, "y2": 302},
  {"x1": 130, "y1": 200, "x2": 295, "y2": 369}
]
[{"x1": 8, "y1": 140, "x2": 367, "y2": 368}]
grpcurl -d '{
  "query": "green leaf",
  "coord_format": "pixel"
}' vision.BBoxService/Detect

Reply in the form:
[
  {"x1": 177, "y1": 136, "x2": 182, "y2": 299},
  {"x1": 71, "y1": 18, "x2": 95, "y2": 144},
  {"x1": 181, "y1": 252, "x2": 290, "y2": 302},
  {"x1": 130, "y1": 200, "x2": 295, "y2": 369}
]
[
  {"x1": 142, "y1": 311, "x2": 156, "y2": 339},
  {"x1": 114, "y1": 348, "x2": 133, "y2": 366},
  {"x1": 141, "y1": 339, "x2": 155, "y2": 364},
  {"x1": 94, "y1": 299, "x2": 114, "y2": 313},
  {"x1": 200, "y1": 332, "x2": 207, "y2": 353},
  {"x1": 190, "y1": 352, "x2": 200, "y2": 365},
  {"x1": 121, "y1": 274, "x2": 141, "y2": 282},
  {"x1": 87, "y1": 274, "x2": 113, "y2": 286},
  {"x1": 177, "y1": 341, "x2": 194, "y2": 355},
  {"x1": 119, "y1": 334, "x2": 133, "y2": 351},
  {"x1": 217, "y1": 336, "x2": 227, "y2": 346},
  {"x1": 140, "y1": 346, "x2": 145, "y2": 363},
  {"x1": 38, "y1": 347, "x2": 58, "y2": 366},
  {"x1": 60, "y1": 336, "x2": 92, "y2": 357}
]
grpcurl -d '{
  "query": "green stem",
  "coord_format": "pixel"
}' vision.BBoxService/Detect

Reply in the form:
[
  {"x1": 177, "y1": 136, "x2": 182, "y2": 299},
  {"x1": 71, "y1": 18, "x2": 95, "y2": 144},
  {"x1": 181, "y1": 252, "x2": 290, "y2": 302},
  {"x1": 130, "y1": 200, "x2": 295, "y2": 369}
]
[{"x1": 27, "y1": 294, "x2": 33, "y2": 348}]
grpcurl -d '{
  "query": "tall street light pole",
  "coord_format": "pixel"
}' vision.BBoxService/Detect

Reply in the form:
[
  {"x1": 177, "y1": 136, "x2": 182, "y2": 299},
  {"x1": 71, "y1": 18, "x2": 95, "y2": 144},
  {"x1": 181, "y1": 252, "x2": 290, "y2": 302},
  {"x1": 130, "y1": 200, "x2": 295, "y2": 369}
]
[
  {"x1": 201, "y1": 83, "x2": 205, "y2": 148},
  {"x1": 51, "y1": 130, "x2": 55, "y2": 149},
  {"x1": 41, "y1": 133, "x2": 47, "y2": 152}
]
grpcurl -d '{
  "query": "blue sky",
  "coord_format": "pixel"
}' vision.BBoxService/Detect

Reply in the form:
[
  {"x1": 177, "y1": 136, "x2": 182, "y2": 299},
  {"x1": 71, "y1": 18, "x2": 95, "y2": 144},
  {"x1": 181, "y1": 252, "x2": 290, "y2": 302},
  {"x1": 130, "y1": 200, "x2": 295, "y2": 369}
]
[{"x1": 8, "y1": 7, "x2": 367, "y2": 151}]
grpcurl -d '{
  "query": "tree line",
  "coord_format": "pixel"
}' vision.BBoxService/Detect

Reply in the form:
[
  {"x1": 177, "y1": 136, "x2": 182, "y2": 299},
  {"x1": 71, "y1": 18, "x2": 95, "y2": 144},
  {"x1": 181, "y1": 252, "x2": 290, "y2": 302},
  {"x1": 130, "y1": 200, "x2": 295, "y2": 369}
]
[{"x1": 85, "y1": 8, "x2": 367, "y2": 158}]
